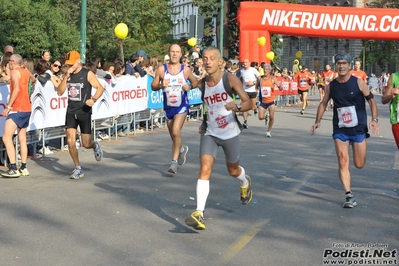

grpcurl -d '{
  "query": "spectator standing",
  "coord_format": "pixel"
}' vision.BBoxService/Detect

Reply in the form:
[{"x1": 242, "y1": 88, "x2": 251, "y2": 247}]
[
  {"x1": 125, "y1": 52, "x2": 147, "y2": 77},
  {"x1": 0, "y1": 52, "x2": 13, "y2": 83},
  {"x1": 1, "y1": 54, "x2": 32, "y2": 178}
]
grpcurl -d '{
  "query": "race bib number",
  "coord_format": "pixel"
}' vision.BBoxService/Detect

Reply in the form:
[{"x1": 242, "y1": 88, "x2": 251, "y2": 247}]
[
  {"x1": 164, "y1": 84, "x2": 182, "y2": 107},
  {"x1": 261, "y1": 86, "x2": 271, "y2": 97},
  {"x1": 337, "y1": 106, "x2": 358, "y2": 128},
  {"x1": 68, "y1": 83, "x2": 82, "y2": 101},
  {"x1": 299, "y1": 78, "x2": 307, "y2": 87}
]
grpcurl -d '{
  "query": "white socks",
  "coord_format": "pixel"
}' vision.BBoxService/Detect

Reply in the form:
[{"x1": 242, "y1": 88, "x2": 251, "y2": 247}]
[
  {"x1": 237, "y1": 166, "x2": 248, "y2": 187},
  {"x1": 196, "y1": 179, "x2": 209, "y2": 214}
]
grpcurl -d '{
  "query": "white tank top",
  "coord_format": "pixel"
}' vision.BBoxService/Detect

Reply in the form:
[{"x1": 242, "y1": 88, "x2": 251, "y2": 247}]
[
  {"x1": 203, "y1": 77, "x2": 240, "y2": 140},
  {"x1": 163, "y1": 64, "x2": 186, "y2": 107}
]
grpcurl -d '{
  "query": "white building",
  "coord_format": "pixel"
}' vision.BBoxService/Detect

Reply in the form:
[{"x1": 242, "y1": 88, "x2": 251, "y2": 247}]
[{"x1": 169, "y1": 0, "x2": 199, "y2": 39}]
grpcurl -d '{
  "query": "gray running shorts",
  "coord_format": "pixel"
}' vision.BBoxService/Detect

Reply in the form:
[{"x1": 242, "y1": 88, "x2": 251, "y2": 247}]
[{"x1": 200, "y1": 134, "x2": 240, "y2": 163}]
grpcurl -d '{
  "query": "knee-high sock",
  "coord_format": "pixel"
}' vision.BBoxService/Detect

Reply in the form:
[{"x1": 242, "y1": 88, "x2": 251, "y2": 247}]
[
  {"x1": 196, "y1": 179, "x2": 210, "y2": 213},
  {"x1": 237, "y1": 166, "x2": 248, "y2": 187}
]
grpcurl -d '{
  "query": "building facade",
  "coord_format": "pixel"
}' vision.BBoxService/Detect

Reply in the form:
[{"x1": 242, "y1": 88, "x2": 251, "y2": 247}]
[{"x1": 169, "y1": 0, "x2": 198, "y2": 40}]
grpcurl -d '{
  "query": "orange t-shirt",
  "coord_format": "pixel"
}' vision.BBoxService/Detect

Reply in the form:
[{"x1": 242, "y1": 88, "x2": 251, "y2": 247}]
[
  {"x1": 10, "y1": 67, "x2": 32, "y2": 112},
  {"x1": 349, "y1": 69, "x2": 367, "y2": 82},
  {"x1": 309, "y1": 73, "x2": 317, "y2": 84},
  {"x1": 260, "y1": 76, "x2": 276, "y2": 104},
  {"x1": 321, "y1": 70, "x2": 334, "y2": 86},
  {"x1": 294, "y1": 71, "x2": 309, "y2": 91}
]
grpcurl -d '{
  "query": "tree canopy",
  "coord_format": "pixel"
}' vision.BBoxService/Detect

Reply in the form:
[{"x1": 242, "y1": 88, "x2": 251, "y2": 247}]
[{"x1": 0, "y1": 0, "x2": 174, "y2": 62}]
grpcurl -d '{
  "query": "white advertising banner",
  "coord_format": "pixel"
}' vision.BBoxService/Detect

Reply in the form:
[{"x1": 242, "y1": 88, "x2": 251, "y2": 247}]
[
  {"x1": 91, "y1": 75, "x2": 148, "y2": 120},
  {"x1": 0, "y1": 75, "x2": 148, "y2": 136}
]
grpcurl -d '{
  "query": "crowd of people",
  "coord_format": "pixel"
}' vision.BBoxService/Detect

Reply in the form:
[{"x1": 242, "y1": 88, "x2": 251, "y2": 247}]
[{"x1": 0, "y1": 42, "x2": 397, "y2": 230}]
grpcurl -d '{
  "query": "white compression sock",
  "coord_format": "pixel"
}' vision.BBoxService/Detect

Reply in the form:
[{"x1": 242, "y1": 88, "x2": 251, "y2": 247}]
[
  {"x1": 196, "y1": 179, "x2": 210, "y2": 213},
  {"x1": 236, "y1": 166, "x2": 248, "y2": 187}
]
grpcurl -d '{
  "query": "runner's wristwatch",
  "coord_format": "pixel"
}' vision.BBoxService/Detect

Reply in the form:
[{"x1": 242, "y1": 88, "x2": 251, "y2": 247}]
[
  {"x1": 372, "y1": 118, "x2": 378, "y2": 123},
  {"x1": 236, "y1": 104, "x2": 242, "y2": 111}
]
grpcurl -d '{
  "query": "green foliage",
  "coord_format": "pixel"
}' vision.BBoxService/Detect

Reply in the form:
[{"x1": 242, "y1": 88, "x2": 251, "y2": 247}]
[
  {"x1": 0, "y1": 0, "x2": 175, "y2": 63},
  {"x1": 0, "y1": 0, "x2": 79, "y2": 60},
  {"x1": 362, "y1": 0, "x2": 399, "y2": 71}
]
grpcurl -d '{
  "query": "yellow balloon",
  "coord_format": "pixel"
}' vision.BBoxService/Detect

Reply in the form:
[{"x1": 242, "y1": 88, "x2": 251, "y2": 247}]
[
  {"x1": 257, "y1": 36, "x2": 266, "y2": 46},
  {"x1": 266, "y1": 51, "x2": 275, "y2": 61},
  {"x1": 295, "y1": 51, "x2": 302, "y2": 59},
  {"x1": 188, "y1": 37, "x2": 197, "y2": 47},
  {"x1": 114, "y1": 23, "x2": 129, "y2": 39}
]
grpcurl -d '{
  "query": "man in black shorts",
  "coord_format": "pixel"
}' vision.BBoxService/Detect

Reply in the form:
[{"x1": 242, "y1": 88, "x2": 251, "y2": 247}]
[{"x1": 57, "y1": 51, "x2": 104, "y2": 179}]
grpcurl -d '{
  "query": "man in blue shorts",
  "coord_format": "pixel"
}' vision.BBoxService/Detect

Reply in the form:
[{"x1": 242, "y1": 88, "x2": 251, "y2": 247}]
[
  {"x1": 184, "y1": 46, "x2": 253, "y2": 230},
  {"x1": 151, "y1": 44, "x2": 198, "y2": 174},
  {"x1": 311, "y1": 53, "x2": 379, "y2": 208},
  {"x1": 1, "y1": 54, "x2": 32, "y2": 178}
]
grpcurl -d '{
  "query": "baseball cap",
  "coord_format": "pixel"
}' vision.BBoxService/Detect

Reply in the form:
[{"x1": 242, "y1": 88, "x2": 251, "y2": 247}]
[
  {"x1": 312, "y1": 70, "x2": 315, "y2": 74},
  {"x1": 164, "y1": 54, "x2": 170, "y2": 61},
  {"x1": 65, "y1": 51, "x2": 80, "y2": 65},
  {"x1": 136, "y1": 50, "x2": 148, "y2": 59}
]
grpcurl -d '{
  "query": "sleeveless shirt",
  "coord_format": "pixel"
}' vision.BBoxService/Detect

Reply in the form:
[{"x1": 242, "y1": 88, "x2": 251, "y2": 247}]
[
  {"x1": 66, "y1": 68, "x2": 92, "y2": 114},
  {"x1": 330, "y1": 75, "x2": 368, "y2": 136},
  {"x1": 389, "y1": 72, "x2": 399, "y2": 125},
  {"x1": 10, "y1": 67, "x2": 32, "y2": 112},
  {"x1": 203, "y1": 76, "x2": 240, "y2": 140},
  {"x1": 162, "y1": 64, "x2": 189, "y2": 115},
  {"x1": 260, "y1": 76, "x2": 275, "y2": 104}
]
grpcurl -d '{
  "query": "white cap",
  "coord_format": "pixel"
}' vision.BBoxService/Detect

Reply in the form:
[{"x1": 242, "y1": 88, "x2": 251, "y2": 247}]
[{"x1": 164, "y1": 55, "x2": 170, "y2": 61}]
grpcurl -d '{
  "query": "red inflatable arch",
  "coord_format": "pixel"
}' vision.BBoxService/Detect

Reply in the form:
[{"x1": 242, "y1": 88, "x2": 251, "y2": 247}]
[{"x1": 238, "y1": 2, "x2": 399, "y2": 63}]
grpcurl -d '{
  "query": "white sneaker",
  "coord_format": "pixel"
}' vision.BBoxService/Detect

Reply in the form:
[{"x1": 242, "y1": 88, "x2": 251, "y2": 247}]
[
  {"x1": 39, "y1": 146, "x2": 53, "y2": 155},
  {"x1": 266, "y1": 131, "x2": 272, "y2": 137}
]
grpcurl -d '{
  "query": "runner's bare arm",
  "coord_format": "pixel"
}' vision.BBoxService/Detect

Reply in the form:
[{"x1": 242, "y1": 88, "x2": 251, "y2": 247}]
[
  {"x1": 151, "y1": 65, "x2": 164, "y2": 91},
  {"x1": 228, "y1": 74, "x2": 252, "y2": 112},
  {"x1": 311, "y1": 85, "x2": 330, "y2": 135},
  {"x1": 184, "y1": 66, "x2": 198, "y2": 91},
  {"x1": 87, "y1": 71, "x2": 104, "y2": 107},
  {"x1": 382, "y1": 75, "x2": 394, "y2": 105}
]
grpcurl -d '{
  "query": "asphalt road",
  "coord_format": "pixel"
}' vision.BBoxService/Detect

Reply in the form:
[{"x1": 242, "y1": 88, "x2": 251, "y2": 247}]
[{"x1": 0, "y1": 94, "x2": 397, "y2": 266}]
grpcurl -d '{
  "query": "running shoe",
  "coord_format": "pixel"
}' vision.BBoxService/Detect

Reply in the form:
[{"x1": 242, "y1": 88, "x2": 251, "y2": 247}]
[
  {"x1": 168, "y1": 161, "x2": 178, "y2": 174},
  {"x1": 240, "y1": 175, "x2": 253, "y2": 205},
  {"x1": 93, "y1": 141, "x2": 103, "y2": 162},
  {"x1": 185, "y1": 210, "x2": 206, "y2": 230},
  {"x1": 1, "y1": 168, "x2": 21, "y2": 178},
  {"x1": 70, "y1": 168, "x2": 84, "y2": 180},
  {"x1": 343, "y1": 192, "x2": 357, "y2": 208},
  {"x1": 243, "y1": 121, "x2": 249, "y2": 129},
  {"x1": 19, "y1": 168, "x2": 30, "y2": 176},
  {"x1": 178, "y1": 145, "x2": 189, "y2": 165},
  {"x1": 254, "y1": 109, "x2": 258, "y2": 115},
  {"x1": 300, "y1": 109, "x2": 305, "y2": 115},
  {"x1": 266, "y1": 131, "x2": 272, "y2": 138}
]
